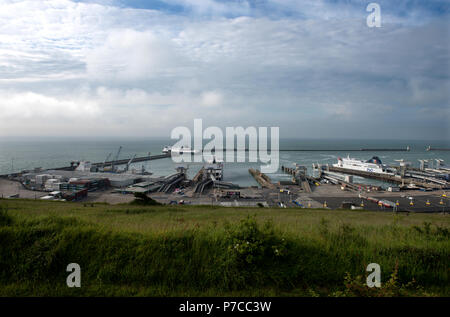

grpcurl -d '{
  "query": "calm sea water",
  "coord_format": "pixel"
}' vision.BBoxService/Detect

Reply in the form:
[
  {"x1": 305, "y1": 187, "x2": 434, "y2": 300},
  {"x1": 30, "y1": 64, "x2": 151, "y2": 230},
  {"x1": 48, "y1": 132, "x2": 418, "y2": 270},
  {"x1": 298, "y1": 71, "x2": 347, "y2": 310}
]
[{"x1": 1, "y1": 138, "x2": 449, "y2": 187}]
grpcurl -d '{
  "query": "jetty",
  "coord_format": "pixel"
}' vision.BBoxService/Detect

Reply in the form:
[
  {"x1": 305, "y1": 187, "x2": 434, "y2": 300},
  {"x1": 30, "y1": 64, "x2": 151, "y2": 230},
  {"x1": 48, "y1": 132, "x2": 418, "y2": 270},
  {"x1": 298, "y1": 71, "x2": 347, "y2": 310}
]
[
  {"x1": 249, "y1": 168, "x2": 276, "y2": 189},
  {"x1": 280, "y1": 165, "x2": 318, "y2": 192},
  {"x1": 316, "y1": 165, "x2": 448, "y2": 189},
  {"x1": 426, "y1": 146, "x2": 450, "y2": 151},
  {"x1": 210, "y1": 147, "x2": 410, "y2": 152},
  {"x1": 91, "y1": 153, "x2": 170, "y2": 168},
  {"x1": 0, "y1": 153, "x2": 171, "y2": 177}
]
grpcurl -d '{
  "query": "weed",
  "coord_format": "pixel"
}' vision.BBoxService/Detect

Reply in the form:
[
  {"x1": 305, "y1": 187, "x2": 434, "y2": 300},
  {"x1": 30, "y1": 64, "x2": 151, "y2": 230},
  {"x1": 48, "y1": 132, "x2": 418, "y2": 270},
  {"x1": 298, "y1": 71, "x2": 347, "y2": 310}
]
[
  {"x1": 318, "y1": 217, "x2": 329, "y2": 237},
  {"x1": 0, "y1": 205, "x2": 13, "y2": 226},
  {"x1": 225, "y1": 216, "x2": 288, "y2": 267},
  {"x1": 331, "y1": 263, "x2": 436, "y2": 297}
]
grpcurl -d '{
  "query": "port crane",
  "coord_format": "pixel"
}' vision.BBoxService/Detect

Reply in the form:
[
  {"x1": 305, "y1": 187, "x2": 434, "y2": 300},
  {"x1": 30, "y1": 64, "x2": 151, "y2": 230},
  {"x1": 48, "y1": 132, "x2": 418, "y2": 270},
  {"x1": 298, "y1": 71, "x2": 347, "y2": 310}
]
[
  {"x1": 124, "y1": 154, "x2": 136, "y2": 172},
  {"x1": 111, "y1": 146, "x2": 122, "y2": 172},
  {"x1": 102, "y1": 153, "x2": 112, "y2": 170}
]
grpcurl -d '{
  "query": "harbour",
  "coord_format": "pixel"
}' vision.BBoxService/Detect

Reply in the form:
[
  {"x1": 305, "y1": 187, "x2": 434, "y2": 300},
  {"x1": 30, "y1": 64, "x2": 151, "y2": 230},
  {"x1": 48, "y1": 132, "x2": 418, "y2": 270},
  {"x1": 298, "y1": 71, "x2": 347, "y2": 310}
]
[{"x1": 1, "y1": 139, "x2": 449, "y2": 212}]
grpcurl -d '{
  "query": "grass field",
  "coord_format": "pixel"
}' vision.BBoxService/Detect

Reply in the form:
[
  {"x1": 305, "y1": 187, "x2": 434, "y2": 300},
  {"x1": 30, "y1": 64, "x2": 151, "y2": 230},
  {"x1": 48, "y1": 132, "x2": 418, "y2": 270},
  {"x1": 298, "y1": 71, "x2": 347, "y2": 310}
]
[{"x1": 0, "y1": 198, "x2": 449, "y2": 296}]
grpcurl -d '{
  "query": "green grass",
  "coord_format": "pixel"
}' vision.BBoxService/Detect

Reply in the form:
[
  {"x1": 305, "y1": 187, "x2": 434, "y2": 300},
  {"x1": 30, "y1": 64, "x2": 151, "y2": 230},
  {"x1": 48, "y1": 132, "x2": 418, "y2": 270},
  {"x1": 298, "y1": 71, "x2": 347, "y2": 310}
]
[{"x1": 0, "y1": 198, "x2": 449, "y2": 296}]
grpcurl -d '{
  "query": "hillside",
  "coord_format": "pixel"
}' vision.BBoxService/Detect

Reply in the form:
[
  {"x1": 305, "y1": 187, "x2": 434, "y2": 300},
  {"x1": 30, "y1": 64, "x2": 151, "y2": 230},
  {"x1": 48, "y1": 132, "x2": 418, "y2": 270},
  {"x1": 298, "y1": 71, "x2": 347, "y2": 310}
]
[{"x1": 0, "y1": 199, "x2": 449, "y2": 296}]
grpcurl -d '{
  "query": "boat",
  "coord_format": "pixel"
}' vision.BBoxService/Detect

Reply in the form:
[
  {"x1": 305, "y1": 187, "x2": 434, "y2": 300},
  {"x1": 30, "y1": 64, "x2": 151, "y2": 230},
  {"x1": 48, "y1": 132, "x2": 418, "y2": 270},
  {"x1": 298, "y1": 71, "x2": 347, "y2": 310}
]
[
  {"x1": 162, "y1": 146, "x2": 199, "y2": 154},
  {"x1": 204, "y1": 156, "x2": 224, "y2": 181},
  {"x1": 333, "y1": 156, "x2": 395, "y2": 174}
]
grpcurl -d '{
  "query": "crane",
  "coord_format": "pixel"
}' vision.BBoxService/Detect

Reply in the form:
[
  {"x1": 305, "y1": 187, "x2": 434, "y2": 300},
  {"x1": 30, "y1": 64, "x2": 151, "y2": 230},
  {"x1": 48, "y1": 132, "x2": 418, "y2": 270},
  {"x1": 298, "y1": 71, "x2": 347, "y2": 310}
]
[
  {"x1": 111, "y1": 146, "x2": 122, "y2": 172},
  {"x1": 102, "y1": 153, "x2": 112, "y2": 170},
  {"x1": 124, "y1": 154, "x2": 136, "y2": 172}
]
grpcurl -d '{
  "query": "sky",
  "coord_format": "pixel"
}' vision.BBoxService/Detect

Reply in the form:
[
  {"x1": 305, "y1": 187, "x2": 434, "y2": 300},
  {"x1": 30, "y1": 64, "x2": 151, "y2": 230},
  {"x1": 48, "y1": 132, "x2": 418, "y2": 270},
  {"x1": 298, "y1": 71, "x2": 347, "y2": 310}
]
[{"x1": 0, "y1": 0, "x2": 449, "y2": 139}]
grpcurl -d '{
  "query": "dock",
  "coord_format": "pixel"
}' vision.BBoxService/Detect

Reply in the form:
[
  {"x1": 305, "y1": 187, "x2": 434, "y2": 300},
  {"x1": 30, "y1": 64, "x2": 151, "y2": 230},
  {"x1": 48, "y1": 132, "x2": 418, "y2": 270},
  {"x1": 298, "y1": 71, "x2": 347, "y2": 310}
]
[
  {"x1": 91, "y1": 153, "x2": 170, "y2": 168},
  {"x1": 211, "y1": 147, "x2": 410, "y2": 152},
  {"x1": 280, "y1": 165, "x2": 319, "y2": 193},
  {"x1": 0, "y1": 153, "x2": 171, "y2": 178},
  {"x1": 426, "y1": 146, "x2": 450, "y2": 151},
  {"x1": 248, "y1": 168, "x2": 276, "y2": 189},
  {"x1": 280, "y1": 166, "x2": 317, "y2": 182},
  {"x1": 322, "y1": 165, "x2": 446, "y2": 189}
]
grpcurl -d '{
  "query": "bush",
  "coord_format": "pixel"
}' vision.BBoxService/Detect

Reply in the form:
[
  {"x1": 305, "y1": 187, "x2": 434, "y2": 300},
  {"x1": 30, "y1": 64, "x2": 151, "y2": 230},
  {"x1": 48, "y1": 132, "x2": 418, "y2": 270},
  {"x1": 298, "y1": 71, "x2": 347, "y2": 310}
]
[
  {"x1": 0, "y1": 205, "x2": 13, "y2": 226},
  {"x1": 331, "y1": 263, "x2": 435, "y2": 297},
  {"x1": 131, "y1": 192, "x2": 161, "y2": 206},
  {"x1": 225, "y1": 216, "x2": 288, "y2": 267}
]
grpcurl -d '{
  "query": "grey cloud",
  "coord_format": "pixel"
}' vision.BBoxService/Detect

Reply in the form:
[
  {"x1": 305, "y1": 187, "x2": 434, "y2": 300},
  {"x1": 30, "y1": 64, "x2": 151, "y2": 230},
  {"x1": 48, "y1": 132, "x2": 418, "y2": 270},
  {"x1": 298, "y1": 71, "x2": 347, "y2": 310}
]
[{"x1": 0, "y1": 0, "x2": 448, "y2": 139}]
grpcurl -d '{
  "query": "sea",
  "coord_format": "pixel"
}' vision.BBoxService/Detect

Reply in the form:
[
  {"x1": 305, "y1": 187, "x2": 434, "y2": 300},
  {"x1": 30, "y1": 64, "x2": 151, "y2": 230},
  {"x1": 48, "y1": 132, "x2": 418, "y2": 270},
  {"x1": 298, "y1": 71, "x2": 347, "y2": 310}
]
[{"x1": 1, "y1": 138, "x2": 449, "y2": 188}]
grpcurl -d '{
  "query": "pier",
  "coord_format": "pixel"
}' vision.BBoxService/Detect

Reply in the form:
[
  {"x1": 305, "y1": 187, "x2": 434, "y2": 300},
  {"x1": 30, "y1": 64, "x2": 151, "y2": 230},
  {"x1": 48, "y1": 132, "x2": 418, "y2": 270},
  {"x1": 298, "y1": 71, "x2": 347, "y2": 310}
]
[
  {"x1": 211, "y1": 147, "x2": 410, "y2": 152},
  {"x1": 320, "y1": 165, "x2": 447, "y2": 189},
  {"x1": 91, "y1": 153, "x2": 170, "y2": 168},
  {"x1": 426, "y1": 146, "x2": 450, "y2": 151},
  {"x1": 0, "y1": 153, "x2": 171, "y2": 178},
  {"x1": 248, "y1": 168, "x2": 276, "y2": 189},
  {"x1": 280, "y1": 165, "x2": 317, "y2": 192}
]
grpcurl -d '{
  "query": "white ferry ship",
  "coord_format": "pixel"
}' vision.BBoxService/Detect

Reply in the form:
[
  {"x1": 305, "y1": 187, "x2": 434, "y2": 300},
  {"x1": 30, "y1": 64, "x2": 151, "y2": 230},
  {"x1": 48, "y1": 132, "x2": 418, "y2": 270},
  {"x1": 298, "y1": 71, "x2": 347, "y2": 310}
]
[
  {"x1": 333, "y1": 156, "x2": 395, "y2": 174},
  {"x1": 162, "y1": 146, "x2": 199, "y2": 154}
]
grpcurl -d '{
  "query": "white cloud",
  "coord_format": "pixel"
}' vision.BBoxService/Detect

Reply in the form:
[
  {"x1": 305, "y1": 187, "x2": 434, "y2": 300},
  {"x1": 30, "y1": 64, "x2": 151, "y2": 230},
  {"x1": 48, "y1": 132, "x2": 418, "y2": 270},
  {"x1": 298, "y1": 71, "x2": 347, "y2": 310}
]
[
  {"x1": 0, "y1": 0, "x2": 447, "y2": 139},
  {"x1": 86, "y1": 29, "x2": 187, "y2": 81},
  {"x1": 200, "y1": 90, "x2": 223, "y2": 107},
  {"x1": 0, "y1": 90, "x2": 100, "y2": 119}
]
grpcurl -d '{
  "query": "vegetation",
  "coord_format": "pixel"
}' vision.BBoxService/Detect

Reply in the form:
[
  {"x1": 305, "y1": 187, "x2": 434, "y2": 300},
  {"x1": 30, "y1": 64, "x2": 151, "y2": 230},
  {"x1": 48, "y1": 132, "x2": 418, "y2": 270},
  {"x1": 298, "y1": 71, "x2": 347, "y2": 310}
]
[
  {"x1": 0, "y1": 205, "x2": 13, "y2": 226},
  {"x1": 0, "y1": 198, "x2": 448, "y2": 296},
  {"x1": 131, "y1": 192, "x2": 162, "y2": 206}
]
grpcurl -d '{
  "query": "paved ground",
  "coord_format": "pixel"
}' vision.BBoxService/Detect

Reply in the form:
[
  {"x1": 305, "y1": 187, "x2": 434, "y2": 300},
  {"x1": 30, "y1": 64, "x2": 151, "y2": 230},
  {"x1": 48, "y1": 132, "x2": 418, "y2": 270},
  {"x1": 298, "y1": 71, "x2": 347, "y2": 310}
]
[
  {"x1": 311, "y1": 195, "x2": 449, "y2": 213},
  {"x1": 1, "y1": 178, "x2": 448, "y2": 212},
  {"x1": 0, "y1": 178, "x2": 41, "y2": 199},
  {"x1": 85, "y1": 190, "x2": 134, "y2": 204},
  {"x1": 0, "y1": 178, "x2": 135, "y2": 204}
]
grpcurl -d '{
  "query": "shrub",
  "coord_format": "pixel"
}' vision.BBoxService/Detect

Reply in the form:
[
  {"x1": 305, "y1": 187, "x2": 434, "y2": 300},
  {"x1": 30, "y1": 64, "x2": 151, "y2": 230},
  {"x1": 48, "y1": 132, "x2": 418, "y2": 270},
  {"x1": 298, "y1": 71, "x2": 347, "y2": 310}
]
[
  {"x1": 225, "y1": 216, "x2": 288, "y2": 267},
  {"x1": 131, "y1": 192, "x2": 161, "y2": 206},
  {"x1": 0, "y1": 205, "x2": 12, "y2": 226},
  {"x1": 330, "y1": 263, "x2": 435, "y2": 297}
]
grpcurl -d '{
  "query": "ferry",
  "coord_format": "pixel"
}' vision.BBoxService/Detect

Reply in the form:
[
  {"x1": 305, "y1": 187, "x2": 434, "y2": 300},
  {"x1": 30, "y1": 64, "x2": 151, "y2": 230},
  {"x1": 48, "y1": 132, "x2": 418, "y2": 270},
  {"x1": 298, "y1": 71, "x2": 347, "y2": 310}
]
[
  {"x1": 162, "y1": 146, "x2": 200, "y2": 154},
  {"x1": 204, "y1": 156, "x2": 224, "y2": 181},
  {"x1": 333, "y1": 156, "x2": 395, "y2": 174}
]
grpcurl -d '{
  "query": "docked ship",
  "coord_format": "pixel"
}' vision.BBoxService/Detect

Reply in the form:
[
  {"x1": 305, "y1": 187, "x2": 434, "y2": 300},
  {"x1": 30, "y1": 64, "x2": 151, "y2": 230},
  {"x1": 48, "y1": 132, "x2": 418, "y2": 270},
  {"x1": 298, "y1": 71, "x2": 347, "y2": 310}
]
[
  {"x1": 162, "y1": 146, "x2": 200, "y2": 154},
  {"x1": 333, "y1": 156, "x2": 395, "y2": 174},
  {"x1": 204, "y1": 157, "x2": 224, "y2": 181}
]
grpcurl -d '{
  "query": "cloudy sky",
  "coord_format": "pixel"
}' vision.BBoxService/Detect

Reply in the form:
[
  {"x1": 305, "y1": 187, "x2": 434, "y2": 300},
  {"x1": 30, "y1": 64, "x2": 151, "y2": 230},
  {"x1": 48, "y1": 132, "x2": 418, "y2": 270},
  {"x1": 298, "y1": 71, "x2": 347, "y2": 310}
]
[{"x1": 0, "y1": 0, "x2": 448, "y2": 139}]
